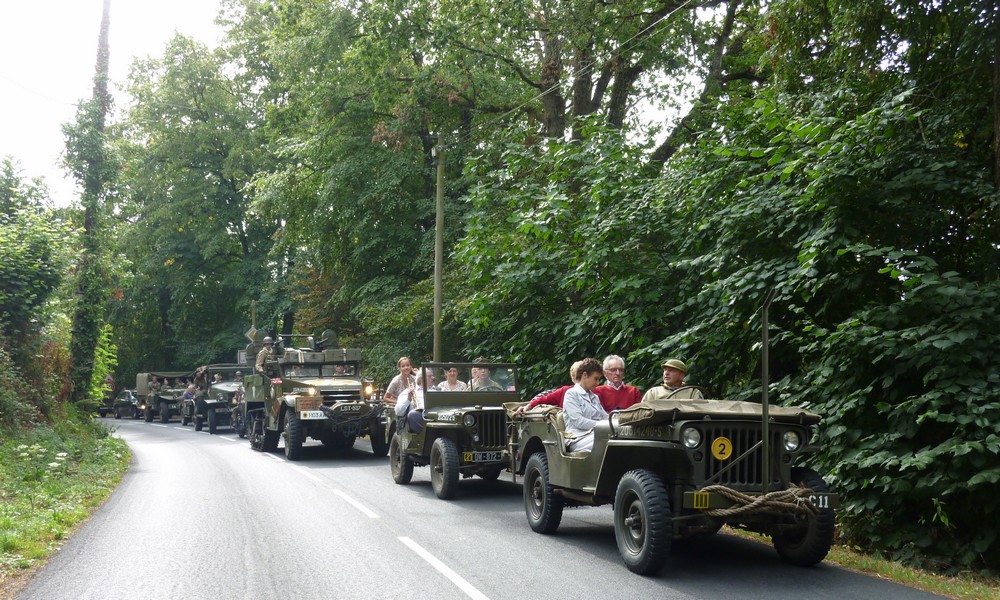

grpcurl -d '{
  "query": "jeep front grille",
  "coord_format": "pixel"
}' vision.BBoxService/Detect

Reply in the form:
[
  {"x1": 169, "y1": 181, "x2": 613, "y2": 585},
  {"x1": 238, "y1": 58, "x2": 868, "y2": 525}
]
[
  {"x1": 703, "y1": 425, "x2": 781, "y2": 488},
  {"x1": 476, "y1": 412, "x2": 506, "y2": 448},
  {"x1": 321, "y1": 389, "x2": 361, "y2": 403}
]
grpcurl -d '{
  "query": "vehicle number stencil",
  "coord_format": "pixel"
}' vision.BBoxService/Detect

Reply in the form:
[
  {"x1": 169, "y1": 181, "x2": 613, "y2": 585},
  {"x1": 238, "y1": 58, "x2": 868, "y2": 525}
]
[
  {"x1": 463, "y1": 451, "x2": 501, "y2": 462},
  {"x1": 711, "y1": 436, "x2": 733, "y2": 460}
]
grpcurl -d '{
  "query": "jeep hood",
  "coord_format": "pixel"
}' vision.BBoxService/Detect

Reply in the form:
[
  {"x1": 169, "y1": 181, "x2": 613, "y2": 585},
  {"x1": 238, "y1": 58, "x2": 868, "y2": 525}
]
[{"x1": 616, "y1": 398, "x2": 822, "y2": 426}]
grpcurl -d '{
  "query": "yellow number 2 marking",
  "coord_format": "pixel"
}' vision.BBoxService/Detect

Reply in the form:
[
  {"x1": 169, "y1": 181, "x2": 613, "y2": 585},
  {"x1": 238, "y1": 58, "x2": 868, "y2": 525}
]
[{"x1": 711, "y1": 436, "x2": 733, "y2": 461}]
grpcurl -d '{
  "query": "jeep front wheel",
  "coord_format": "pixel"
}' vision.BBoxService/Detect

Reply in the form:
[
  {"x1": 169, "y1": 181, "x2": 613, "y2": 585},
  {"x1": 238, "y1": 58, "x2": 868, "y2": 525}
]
[
  {"x1": 389, "y1": 433, "x2": 413, "y2": 484},
  {"x1": 614, "y1": 469, "x2": 671, "y2": 575},
  {"x1": 159, "y1": 402, "x2": 170, "y2": 423},
  {"x1": 284, "y1": 407, "x2": 304, "y2": 460},
  {"x1": 524, "y1": 452, "x2": 563, "y2": 534},
  {"x1": 208, "y1": 409, "x2": 218, "y2": 434},
  {"x1": 430, "y1": 437, "x2": 459, "y2": 500},
  {"x1": 772, "y1": 467, "x2": 835, "y2": 566},
  {"x1": 369, "y1": 422, "x2": 389, "y2": 457}
]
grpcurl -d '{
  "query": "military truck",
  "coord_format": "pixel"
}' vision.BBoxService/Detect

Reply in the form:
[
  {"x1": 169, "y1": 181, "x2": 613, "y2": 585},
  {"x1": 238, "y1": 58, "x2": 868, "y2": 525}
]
[
  {"x1": 388, "y1": 362, "x2": 519, "y2": 500},
  {"x1": 178, "y1": 364, "x2": 243, "y2": 433},
  {"x1": 240, "y1": 334, "x2": 385, "y2": 460},
  {"x1": 513, "y1": 392, "x2": 837, "y2": 575},
  {"x1": 135, "y1": 371, "x2": 194, "y2": 423}
]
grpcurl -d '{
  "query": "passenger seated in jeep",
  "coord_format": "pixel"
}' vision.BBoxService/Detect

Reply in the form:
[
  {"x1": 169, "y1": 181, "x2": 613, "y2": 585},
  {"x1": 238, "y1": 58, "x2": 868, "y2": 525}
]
[
  {"x1": 562, "y1": 358, "x2": 607, "y2": 453},
  {"x1": 640, "y1": 358, "x2": 705, "y2": 401},
  {"x1": 514, "y1": 361, "x2": 583, "y2": 415},
  {"x1": 394, "y1": 367, "x2": 435, "y2": 433},
  {"x1": 470, "y1": 360, "x2": 503, "y2": 392}
]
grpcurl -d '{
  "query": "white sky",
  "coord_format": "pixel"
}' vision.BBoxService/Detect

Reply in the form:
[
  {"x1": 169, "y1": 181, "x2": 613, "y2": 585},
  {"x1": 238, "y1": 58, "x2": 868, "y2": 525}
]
[{"x1": 0, "y1": 0, "x2": 224, "y2": 207}]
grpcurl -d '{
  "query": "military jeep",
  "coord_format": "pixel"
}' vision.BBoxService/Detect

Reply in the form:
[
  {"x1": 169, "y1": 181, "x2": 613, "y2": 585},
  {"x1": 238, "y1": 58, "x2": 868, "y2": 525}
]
[
  {"x1": 388, "y1": 362, "x2": 519, "y2": 500},
  {"x1": 514, "y1": 395, "x2": 837, "y2": 575},
  {"x1": 178, "y1": 364, "x2": 243, "y2": 433},
  {"x1": 240, "y1": 335, "x2": 385, "y2": 460},
  {"x1": 135, "y1": 371, "x2": 194, "y2": 423},
  {"x1": 112, "y1": 390, "x2": 142, "y2": 419}
]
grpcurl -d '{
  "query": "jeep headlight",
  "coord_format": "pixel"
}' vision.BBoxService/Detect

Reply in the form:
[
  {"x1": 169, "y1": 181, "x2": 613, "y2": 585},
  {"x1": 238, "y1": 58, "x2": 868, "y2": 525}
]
[
  {"x1": 364, "y1": 383, "x2": 374, "y2": 397},
  {"x1": 681, "y1": 426, "x2": 702, "y2": 449},
  {"x1": 782, "y1": 430, "x2": 801, "y2": 452},
  {"x1": 463, "y1": 413, "x2": 476, "y2": 427},
  {"x1": 307, "y1": 387, "x2": 317, "y2": 396}
]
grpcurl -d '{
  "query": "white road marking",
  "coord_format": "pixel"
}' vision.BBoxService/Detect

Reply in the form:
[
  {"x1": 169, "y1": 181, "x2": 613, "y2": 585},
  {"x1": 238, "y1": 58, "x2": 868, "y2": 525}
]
[
  {"x1": 218, "y1": 436, "x2": 238, "y2": 442},
  {"x1": 332, "y1": 489, "x2": 380, "y2": 519},
  {"x1": 173, "y1": 427, "x2": 187, "y2": 431},
  {"x1": 398, "y1": 537, "x2": 490, "y2": 600},
  {"x1": 150, "y1": 424, "x2": 168, "y2": 428},
  {"x1": 291, "y1": 465, "x2": 322, "y2": 483}
]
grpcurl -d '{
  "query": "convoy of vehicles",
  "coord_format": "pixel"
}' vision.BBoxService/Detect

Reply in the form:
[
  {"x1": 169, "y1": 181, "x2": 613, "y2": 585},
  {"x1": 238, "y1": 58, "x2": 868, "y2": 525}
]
[{"x1": 117, "y1": 319, "x2": 837, "y2": 575}]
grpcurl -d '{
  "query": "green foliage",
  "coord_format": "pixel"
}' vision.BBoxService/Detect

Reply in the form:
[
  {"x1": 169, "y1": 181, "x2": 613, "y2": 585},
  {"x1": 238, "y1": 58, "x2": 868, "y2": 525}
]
[{"x1": 85, "y1": 324, "x2": 118, "y2": 403}]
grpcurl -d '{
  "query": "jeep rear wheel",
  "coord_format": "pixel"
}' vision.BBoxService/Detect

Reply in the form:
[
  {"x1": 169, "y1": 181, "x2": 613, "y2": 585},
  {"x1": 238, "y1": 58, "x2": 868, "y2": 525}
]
[
  {"x1": 369, "y1": 422, "x2": 389, "y2": 457},
  {"x1": 389, "y1": 433, "x2": 413, "y2": 484},
  {"x1": 159, "y1": 402, "x2": 170, "y2": 423},
  {"x1": 284, "y1": 407, "x2": 304, "y2": 460},
  {"x1": 773, "y1": 467, "x2": 835, "y2": 566},
  {"x1": 524, "y1": 452, "x2": 563, "y2": 534},
  {"x1": 614, "y1": 469, "x2": 671, "y2": 575}
]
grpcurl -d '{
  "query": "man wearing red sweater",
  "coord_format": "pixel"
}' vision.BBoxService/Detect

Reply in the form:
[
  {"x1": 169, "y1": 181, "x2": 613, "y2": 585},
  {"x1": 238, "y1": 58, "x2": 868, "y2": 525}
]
[{"x1": 594, "y1": 354, "x2": 642, "y2": 411}]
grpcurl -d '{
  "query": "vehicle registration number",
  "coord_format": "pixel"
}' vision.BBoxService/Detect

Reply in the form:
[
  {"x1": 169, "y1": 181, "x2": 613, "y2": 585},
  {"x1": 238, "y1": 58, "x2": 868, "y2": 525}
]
[
  {"x1": 300, "y1": 410, "x2": 325, "y2": 420},
  {"x1": 463, "y1": 451, "x2": 501, "y2": 463},
  {"x1": 338, "y1": 404, "x2": 362, "y2": 412}
]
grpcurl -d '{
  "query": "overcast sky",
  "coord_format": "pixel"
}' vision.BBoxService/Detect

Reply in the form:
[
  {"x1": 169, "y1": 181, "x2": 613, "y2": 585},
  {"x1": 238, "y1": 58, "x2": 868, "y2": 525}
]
[{"x1": 0, "y1": 0, "x2": 224, "y2": 206}]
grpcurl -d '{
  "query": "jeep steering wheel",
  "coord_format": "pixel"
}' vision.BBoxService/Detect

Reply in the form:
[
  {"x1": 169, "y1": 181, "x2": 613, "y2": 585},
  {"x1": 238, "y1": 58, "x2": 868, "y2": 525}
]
[{"x1": 665, "y1": 385, "x2": 707, "y2": 399}]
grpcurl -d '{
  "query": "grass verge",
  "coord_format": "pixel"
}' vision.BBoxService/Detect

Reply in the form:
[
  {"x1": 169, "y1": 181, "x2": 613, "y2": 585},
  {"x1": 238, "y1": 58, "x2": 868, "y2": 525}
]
[
  {"x1": 0, "y1": 417, "x2": 130, "y2": 599},
  {"x1": 726, "y1": 528, "x2": 1000, "y2": 600}
]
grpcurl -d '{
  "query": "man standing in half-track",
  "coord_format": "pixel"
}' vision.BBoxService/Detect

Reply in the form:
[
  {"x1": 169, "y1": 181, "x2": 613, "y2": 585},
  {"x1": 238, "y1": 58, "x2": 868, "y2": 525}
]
[{"x1": 255, "y1": 337, "x2": 274, "y2": 375}]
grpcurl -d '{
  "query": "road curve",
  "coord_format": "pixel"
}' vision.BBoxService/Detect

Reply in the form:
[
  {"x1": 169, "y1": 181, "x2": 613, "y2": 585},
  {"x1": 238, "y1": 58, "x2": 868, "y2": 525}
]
[{"x1": 17, "y1": 419, "x2": 945, "y2": 600}]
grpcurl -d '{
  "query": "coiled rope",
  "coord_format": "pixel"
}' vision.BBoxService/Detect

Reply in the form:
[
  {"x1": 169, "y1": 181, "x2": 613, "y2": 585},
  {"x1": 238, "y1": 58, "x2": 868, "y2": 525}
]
[{"x1": 700, "y1": 485, "x2": 820, "y2": 518}]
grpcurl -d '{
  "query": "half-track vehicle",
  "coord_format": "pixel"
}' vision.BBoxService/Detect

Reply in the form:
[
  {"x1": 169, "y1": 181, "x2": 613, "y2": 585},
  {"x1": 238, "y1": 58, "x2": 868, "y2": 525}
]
[
  {"x1": 240, "y1": 333, "x2": 385, "y2": 460},
  {"x1": 112, "y1": 389, "x2": 142, "y2": 419},
  {"x1": 179, "y1": 364, "x2": 243, "y2": 433},
  {"x1": 388, "y1": 362, "x2": 519, "y2": 500},
  {"x1": 135, "y1": 371, "x2": 194, "y2": 423},
  {"x1": 513, "y1": 393, "x2": 837, "y2": 574}
]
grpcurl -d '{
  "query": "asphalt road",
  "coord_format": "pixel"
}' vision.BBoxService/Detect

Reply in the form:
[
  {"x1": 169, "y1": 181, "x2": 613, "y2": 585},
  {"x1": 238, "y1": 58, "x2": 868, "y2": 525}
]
[{"x1": 17, "y1": 419, "x2": 945, "y2": 600}]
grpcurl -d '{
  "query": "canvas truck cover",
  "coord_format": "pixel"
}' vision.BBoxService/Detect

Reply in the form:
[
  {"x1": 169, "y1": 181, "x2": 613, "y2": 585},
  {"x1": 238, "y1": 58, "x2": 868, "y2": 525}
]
[{"x1": 615, "y1": 398, "x2": 822, "y2": 427}]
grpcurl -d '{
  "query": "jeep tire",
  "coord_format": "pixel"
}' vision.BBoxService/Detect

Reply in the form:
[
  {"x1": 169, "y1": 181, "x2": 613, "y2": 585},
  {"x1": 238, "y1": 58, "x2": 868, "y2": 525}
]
[
  {"x1": 772, "y1": 467, "x2": 835, "y2": 567},
  {"x1": 208, "y1": 409, "x2": 218, "y2": 434},
  {"x1": 284, "y1": 407, "x2": 304, "y2": 460},
  {"x1": 389, "y1": 433, "x2": 413, "y2": 484},
  {"x1": 614, "y1": 469, "x2": 672, "y2": 575},
  {"x1": 524, "y1": 452, "x2": 563, "y2": 534},
  {"x1": 369, "y1": 422, "x2": 389, "y2": 457},
  {"x1": 431, "y1": 437, "x2": 459, "y2": 500},
  {"x1": 159, "y1": 402, "x2": 170, "y2": 424}
]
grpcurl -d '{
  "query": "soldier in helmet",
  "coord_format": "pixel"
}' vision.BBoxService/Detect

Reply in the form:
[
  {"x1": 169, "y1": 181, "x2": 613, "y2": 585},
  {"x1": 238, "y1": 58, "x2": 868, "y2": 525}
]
[
  {"x1": 255, "y1": 337, "x2": 274, "y2": 375},
  {"x1": 641, "y1": 358, "x2": 704, "y2": 401}
]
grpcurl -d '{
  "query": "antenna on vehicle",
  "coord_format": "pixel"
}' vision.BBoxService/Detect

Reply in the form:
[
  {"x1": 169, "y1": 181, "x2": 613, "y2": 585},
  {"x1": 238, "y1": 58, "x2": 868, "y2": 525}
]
[{"x1": 761, "y1": 288, "x2": 777, "y2": 494}]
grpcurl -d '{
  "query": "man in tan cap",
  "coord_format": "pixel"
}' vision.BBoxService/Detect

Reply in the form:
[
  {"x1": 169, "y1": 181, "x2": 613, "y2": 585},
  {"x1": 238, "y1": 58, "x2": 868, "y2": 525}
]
[{"x1": 641, "y1": 358, "x2": 705, "y2": 401}]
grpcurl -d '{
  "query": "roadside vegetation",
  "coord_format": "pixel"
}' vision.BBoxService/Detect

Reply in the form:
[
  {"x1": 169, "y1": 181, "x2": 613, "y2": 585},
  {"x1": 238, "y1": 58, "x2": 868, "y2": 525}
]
[{"x1": 0, "y1": 0, "x2": 997, "y2": 587}]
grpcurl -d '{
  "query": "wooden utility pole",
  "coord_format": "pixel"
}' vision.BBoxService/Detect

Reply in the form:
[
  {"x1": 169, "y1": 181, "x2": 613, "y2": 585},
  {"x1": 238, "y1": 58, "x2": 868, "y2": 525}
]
[{"x1": 432, "y1": 137, "x2": 445, "y2": 361}]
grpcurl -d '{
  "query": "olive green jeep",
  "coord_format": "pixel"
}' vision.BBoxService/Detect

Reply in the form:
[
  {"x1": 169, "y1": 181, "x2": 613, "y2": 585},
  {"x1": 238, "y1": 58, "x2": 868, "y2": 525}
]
[
  {"x1": 513, "y1": 395, "x2": 837, "y2": 575},
  {"x1": 178, "y1": 364, "x2": 243, "y2": 433},
  {"x1": 388, "y1": 362, "x2": 519, "y2": 500},
  {"x1": 240, "y1": 334, "x2": 385, "y2": 460},
  {"x1": 135, "y1": 371, "x2": 194, "y2": 423}
]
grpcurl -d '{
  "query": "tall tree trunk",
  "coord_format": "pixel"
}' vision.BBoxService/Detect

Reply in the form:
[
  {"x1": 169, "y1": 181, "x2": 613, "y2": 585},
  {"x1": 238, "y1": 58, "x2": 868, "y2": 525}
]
[{"x1": 993, "y1": 27, "x2": 999, "y2": 189}]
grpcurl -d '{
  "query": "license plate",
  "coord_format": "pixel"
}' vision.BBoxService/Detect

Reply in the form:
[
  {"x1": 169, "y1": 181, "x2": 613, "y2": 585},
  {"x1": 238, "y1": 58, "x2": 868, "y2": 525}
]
[
  {"x1": 463, "y1": 451, "x2": 502, "y2": 462},
  {"x1": 338, "y1": 404, "x2": 362, "y2": 413},
  {"x1": 300, "y1": 410, "x2": 325, "y2": 419}
]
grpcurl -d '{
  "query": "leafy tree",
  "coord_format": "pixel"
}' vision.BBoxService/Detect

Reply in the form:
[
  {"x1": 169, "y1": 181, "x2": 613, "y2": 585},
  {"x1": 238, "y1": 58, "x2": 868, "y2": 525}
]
[{"x1": 63, "y1": 0, "x2": 116, "y2": 403}]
